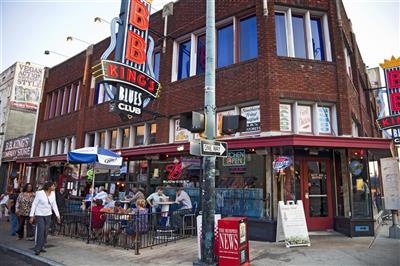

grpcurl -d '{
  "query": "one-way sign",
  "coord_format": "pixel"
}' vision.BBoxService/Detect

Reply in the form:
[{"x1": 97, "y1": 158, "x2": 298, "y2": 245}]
[{"x1": 200, "y1": 140, "x2": 228, "y2": 157}]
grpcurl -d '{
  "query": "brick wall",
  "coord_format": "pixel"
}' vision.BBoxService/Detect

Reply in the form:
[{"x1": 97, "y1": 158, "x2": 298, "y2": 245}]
[{"x1": 33, "y1": 0, "x2": 380, "y2": 156}]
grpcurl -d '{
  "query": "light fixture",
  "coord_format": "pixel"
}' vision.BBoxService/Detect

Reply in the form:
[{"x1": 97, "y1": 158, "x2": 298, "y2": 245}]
[
  {"x1": 66, "y1": 36, "x2": 91, "y2": 45},
  {"x1": 44, "y1": 50, "x2": 69, "y2": 58},
  {"x1": 43, "y1": 159, "x2": 48, "y2": 163},
  {"x1": 94, "y1": 17, "x2": 110, "y2": 24},
  {"x1": 177, "y1": 145, "x2": 184, "y2": 151}
]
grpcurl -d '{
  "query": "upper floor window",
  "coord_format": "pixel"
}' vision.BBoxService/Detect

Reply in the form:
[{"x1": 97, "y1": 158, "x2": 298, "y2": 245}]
[
  {"x1": 311, "y1": 17, "x2": 325, "y2": 61},
  {"x1": 344, "y1": 47, "x2": 352, "y2": 78},
  {"x1": 178, "y1": 40, "x2": 191, "y2": 80},
  {"x1": 274, "y1": 8, "x2": 332, "y2": 61},
  {"x1": 217, "y1": 24, "x2": 234, "y2": 68},
  {"x1": 98, "y1": 131, "x2": 106, "y2": 148},
  {"x1": 121, "y1": 127, "x2": 130, "y2": 148},
  {"x1": 292, "y1": 15, "x2": 307, "y2": 59},
  {"x1": 153, "y1": 52, "x2": 160, "y2": 80},
  {"x1": 149, "y1": 123, "x2": 157, "y2": 144},
  {"x1": 110, "y1": 129, "x2": 117, "y2": 149},
  {"x1": 275, "y1": 13, "x2": 288, "y2": 56},
  {"x1": 47, "y1": 94, "x2": 53, "y2": 119},
  {"x1": 135, "y1": 125, "x2": 145, "y2": 145},
  {"x1": 197, "y1": 34, "x2": 206, "y2": 75},
  {"x1": 239, "y1": 16, "x2": 258, "y2": 61}
]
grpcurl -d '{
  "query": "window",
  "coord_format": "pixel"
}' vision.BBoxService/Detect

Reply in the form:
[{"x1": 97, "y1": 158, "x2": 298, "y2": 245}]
[
  {"x1": 197, "y1": 34, "x2": 206, "y2": 75},
  {"x1": 292, "y1": 15, "x2": 307, "y2": 59},
  {"x1": 178, "y1": 40, "x2": 191, "y2": 80},
  {"x1": 135, "y1": 125, "x2": 144, "y2": 145},
  {"x1": 280, "y1": 104, "x2": 292, "y2": 132},
  {"x1": 121, "y1": 127, "x2": 130, "y2": 148},
  {"x1": 275, "y1": 13, "x2": 288, "y2": 56},
  {"x1": 52, "y1": 91, "x2": 58, "y2": 118},
  {"x1": 74, "y1": 82, "x2": 80, "y2": 111},
  {"x1": 239, "y1": 16, "x2": 258, "y2": 61},
  {"x1": 318, "y1": 106, "x2": 331, "y2": 134},
  {"x1": 352, "y1": 120, "x2": 359, "y2": 137},
  {"x1": 94, "y1": 83, "x2": 101, "y2": 105},
  {"x1": 153, "y1": 52, "x2": 160, "y2": 80},
  {"x1": 67, "y1": 85, "x2": 73, "y2": 113},
  {"x1": 47, "y1": 94, "x2": 53, "y2": 119},
  {"x1": 311, "y1": 18, "x2": 325, "y2": 60},
  {"x1": 99, "y1": 131, "x2": 106, "y2": 148},
  {"x1": 275, "y1": 8, "x2": 331, "y2": 61},
  {"x1": 110, "y1": 129, "x2": 117, "y2": 149},
  {"x1": 58, "y1": 88, "x2": 65, "y2": 116},
  {"x1": 88, "y1": 133, "x2": 95, "y2": 147},
  {"x1": 344, "y1": 47, "x2": 352, "y2": 78},
  {"x1": 149, "y1": 123, "x2": 157, "y2": 144},
  {"x1": 174, "y1": 119, "x2": 190, "y2": 142},
  {"x1": 217, "y1": 24, "x2": 234, "y2": 68},
  {"x1": 297, "y1": 105, "x2": 312, "y2": 133}
]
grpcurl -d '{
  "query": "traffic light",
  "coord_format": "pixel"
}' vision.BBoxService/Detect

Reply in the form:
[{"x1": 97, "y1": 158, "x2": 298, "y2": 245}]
[
  {"x1": 222, "y1": 115, "x2": 247, "y2": 135},
  {"x1": 180, "y1": 111, "x2": 205, "y2": 133}
]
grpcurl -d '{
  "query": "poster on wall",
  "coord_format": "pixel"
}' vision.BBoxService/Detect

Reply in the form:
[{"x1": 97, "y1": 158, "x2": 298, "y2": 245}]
[
  {"x1": 318, "y1": 107, "x2": 331, "y2": 134},
  {"x1": 174, "y1": 119, "x2": 191, "y2": 142},
  {"x1": 280, "y1": 104, "x2": 292, "y2": 132},
  {"x1": 240, "y1": 105, "x2": 260, "y2": 133},
  {"x1": 298, "y1": 105, "x2": 312, "y2": 133},
  {"x1": 11, "y1": 62, "x2": 45, "y2": 111},
  {"x1": 380, "y1": 157, "x2": 400, "y2": 210}
]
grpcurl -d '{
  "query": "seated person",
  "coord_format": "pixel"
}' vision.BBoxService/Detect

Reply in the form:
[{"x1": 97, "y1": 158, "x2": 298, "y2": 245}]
[
  {"x1": 94, "y1": 186, "x2": 108, "y2": 204},
  {"x1": 172, "y1": 187, "x2": 193, "y2": 230},
  {"x1": 128, "y1": 187, "x2": 145, "y2": 208},
  {"x1": 100, "y1": 201, "x2": 126, "y2": 242},
  {"x1": 146, "y1": 187, "x2": 166, "y2": 213},
  {"x1": 126, "y1": 199, "x2": 149, "y2": 242},
  {"x1": 103, "y1": 195, "x2": 115, "y2": 209},
  {"x1": 91, "y1": 199, "x2": 105, "y2": 239}
]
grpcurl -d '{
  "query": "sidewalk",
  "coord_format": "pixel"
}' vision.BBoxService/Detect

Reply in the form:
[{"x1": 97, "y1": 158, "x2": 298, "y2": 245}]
[{"x1": 0, "y1": 220, "x2": 398, "y2": 266}]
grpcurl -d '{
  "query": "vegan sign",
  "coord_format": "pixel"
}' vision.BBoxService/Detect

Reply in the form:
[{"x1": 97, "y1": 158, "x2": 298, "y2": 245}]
[{"x1": 92, "y1": 0, "x2": 161, "y2": 120}]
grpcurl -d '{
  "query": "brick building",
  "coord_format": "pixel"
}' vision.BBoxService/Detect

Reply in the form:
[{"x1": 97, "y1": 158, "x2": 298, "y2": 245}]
[{"x1": 19, "y1": 0, "x2": 391, "y2": 240}]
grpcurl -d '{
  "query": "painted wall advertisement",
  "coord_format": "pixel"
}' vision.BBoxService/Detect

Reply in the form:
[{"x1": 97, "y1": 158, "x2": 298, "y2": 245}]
[
  {"x1": 241, "y1": 105, "x2": 260, "y2": 133},
  {"x1": 11, "y1": 62, "x2": 45, "y2": 111},
  {"x1": 2, "y1": 134, "x2": 33, "y2": 161}
]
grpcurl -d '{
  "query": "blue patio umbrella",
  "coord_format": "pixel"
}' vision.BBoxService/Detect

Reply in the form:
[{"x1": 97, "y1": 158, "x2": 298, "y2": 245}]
[{"x1": 67, "y1": 147, "x2": 122, "y2": 242}]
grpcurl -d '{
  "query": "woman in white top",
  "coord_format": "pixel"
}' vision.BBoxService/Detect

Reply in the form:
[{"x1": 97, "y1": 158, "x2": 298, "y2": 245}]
[{"x1": 29, "y1": 181, "x2": 60, "y2": 256}]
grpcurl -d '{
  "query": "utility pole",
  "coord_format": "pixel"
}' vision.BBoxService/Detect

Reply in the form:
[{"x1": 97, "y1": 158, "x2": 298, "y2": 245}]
[{"x1": 200, "y1": 0, "x2": 217, "y2": 265}]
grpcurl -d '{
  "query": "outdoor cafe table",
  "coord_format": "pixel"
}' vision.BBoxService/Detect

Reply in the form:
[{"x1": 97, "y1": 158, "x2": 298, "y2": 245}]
[{"x1": 158, "y1": 201, "x2": 176, "y2": 216}]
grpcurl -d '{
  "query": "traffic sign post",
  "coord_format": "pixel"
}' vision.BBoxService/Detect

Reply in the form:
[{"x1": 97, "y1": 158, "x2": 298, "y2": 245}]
[{"x1": 200, "y1": 140, "x2": 227, "y2": 157}]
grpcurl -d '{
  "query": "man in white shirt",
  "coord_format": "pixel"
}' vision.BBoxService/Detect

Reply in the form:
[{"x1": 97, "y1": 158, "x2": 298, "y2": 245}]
[
  {"x1": 172, "y1": 187, "x2": 193, "y2": 231},
  {"x1": 94, "y1": 186, "x2": 108, "y2": 204},
  {"x1": 146, "y1": 187, "x2": 166, "y2": 213}
]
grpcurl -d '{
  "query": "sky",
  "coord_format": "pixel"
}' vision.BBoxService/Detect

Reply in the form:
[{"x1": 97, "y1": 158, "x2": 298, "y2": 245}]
[{"x1": 1, "y1": 0, "x2": 399, "y2": 73}]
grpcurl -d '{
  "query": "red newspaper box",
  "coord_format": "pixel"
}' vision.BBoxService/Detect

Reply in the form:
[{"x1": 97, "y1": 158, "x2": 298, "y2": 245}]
[{"x1": 218, "y1": 217, "x2": 250, "y2": 266}]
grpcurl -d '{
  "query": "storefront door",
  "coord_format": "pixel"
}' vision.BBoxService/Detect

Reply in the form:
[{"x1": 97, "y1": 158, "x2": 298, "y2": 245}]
[{"x1": 298, "y1": 159, "x2": 333, "y2": 231}]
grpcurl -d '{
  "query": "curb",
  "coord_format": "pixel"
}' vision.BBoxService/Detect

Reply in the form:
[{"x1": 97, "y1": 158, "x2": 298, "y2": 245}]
[{"x1": 0, "y1": 243, "x2": 65, "y2": 266}]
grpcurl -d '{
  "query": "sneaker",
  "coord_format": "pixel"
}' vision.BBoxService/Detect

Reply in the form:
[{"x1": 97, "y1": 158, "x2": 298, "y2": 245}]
[
  {"x1": 34, "y1": 250, "x2": 40, "y2": 256},
  {"x1": 26, "y1": 237, "x2": 34, "y2": 241},
  {"x1": 40, "y1": 249, "x2": 46, "y2": 253}
]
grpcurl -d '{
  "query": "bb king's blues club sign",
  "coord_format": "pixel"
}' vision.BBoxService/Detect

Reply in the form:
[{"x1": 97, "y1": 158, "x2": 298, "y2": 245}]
[{"x1": 92, "y1": 0, "x2": 161, "y2": 120}]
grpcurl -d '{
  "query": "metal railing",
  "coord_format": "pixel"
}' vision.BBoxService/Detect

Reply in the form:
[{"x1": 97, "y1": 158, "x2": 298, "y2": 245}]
[{"x1": 57, "y1": 200, "x2": 197, "y2": 254}]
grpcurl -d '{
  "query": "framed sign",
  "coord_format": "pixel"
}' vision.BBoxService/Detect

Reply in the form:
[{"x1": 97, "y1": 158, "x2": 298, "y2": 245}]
[
  {"x1": 174, "y1": 119, "x2": 190, "y2": 142},
  {"x1": 240, "y1": 105, "x2": 260, "y2": 133},
  {"x1": 318, "y1": 107, "x2": 331, "y2": 134},
  {"x1": 280, "y1": 104, "x2": 292, "y2": 132},
  {"x1": 297, "y1": 105, "x2": 312, "y2": 133},
  {"x1": 223, "y1": 149, "x2": 246, "y2": 166}
]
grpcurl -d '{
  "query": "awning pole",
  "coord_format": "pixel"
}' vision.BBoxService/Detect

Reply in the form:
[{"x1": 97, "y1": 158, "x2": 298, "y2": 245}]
[{"x1": 88, "y1": 163, "x2": 96, "y2": 243}]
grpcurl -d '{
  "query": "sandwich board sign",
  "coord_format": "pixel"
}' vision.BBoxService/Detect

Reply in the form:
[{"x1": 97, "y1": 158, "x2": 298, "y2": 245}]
[{"x1": 276, "y1": 200, "x2": 311, "y2": 248}]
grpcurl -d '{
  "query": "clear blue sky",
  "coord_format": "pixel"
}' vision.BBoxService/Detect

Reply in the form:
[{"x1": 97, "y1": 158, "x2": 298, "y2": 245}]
[{"x1": 1, "y1": 0, "x2": 399, "y2": 72}]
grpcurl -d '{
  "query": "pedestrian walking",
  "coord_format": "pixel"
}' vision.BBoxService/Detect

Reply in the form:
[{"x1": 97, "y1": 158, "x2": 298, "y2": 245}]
[
  {"x1": 29, "y1": 181, "x2": 60, "y2": 256},
  {"x1": 16, "y1": 183, "x2": 35, "y2": 240},
  {"x1": 0, "y1": 192, "x2": 10, "y2": 221},
  {"x1": 7, "y1": 189, "x2": 19, "y2": 236}
]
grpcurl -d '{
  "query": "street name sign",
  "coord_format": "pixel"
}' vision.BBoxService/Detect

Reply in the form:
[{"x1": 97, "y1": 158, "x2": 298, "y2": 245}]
[{"x1": 200, "y1": 140, "x2": 227, "y2": 157}]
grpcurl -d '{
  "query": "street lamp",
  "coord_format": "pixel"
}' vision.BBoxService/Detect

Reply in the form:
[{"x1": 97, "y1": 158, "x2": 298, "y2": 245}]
[
  {"x1": 66, "y1": 36, "x2": 91, "y2": 45},
  {"x1": 44, "y1": 50, "x2": 69, "y2": 58},
  {"x1": 94, "y1": 16, "x2": 110, "y2": 24}
]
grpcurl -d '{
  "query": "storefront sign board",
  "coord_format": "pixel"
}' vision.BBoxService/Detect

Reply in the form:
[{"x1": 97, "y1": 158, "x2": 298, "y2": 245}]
[
  {"x1": 276, "y1": 200, "x2": 311, "y2": 248},
  {"x1": 380, "y1": 157, "x2": 400, "y2": 210},
  {"x1": 2, "y1": 134, "x2": 33, "y2": 161}
]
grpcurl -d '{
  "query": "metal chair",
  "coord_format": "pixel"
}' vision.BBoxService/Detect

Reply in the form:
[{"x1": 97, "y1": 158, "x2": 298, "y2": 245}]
[{"x1": 182, "y1": 202, "x2": 197, "y2": 236}]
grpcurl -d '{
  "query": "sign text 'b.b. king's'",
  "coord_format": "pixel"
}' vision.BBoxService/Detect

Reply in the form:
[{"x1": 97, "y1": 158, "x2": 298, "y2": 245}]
[{"x1": 92, "y1": 0, "x2": 161, "y2": 120}]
